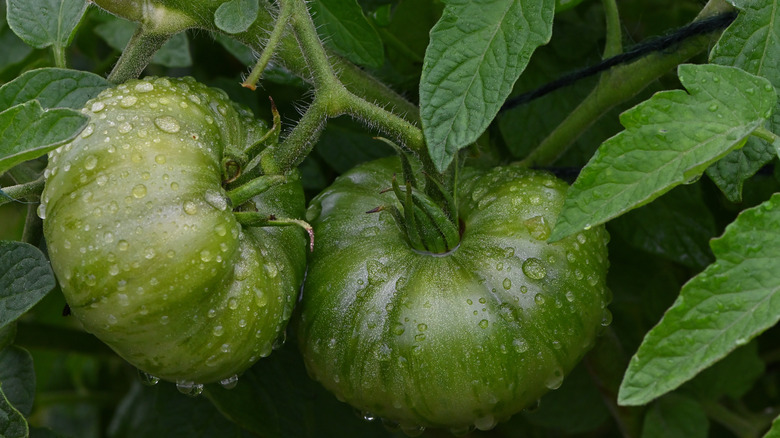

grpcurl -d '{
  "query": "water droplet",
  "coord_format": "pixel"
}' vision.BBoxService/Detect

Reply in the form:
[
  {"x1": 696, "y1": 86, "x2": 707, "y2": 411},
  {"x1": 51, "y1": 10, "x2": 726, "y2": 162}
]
[
  {"x1": 219, "y1": 375, "x2": 239, "y2": 389},
  {"x1": 502, "y1": 278, "x2": 512, "y2": 290},
  {"x1": 601, "y1": 309, "x2": 613, "y2": 327},
  {"x1": 134, "y1": 82, "x2": 154, "y2": 93},
  {"x1": 155, "y1": 154, "x2": 166, "y2": 164},
  {"x1": 524, "y1": 215, "x2": 550, "y2": 240},
  {"x1": 213, "y1": 325, "x2": 224, "y2": 336},
  {"x1": 512, "y1": 338, "x2": 528, "y2": 353},
  {"x1": 474, "y1": 414, "x2": 496, "y2": 431},
  {"x1": 414, "y1": 333, "x2": 426, "y2": 342},
  {"x1": 132, "y1": 184, "x2": 147, "y2": 198},
  {"x1": 565, "y1": 291, "x2": 575, "y2": 302},
  {"x1": 36, "y1": 203, "x2": 46, "y2": 219},
  {"x1": 522, "y1": 258, "x2": 546, "y2": 280},
  {"x1": 545, "y1": 368, "x2": 564, "y2": 390},
  {"x1": 91, "y1": 101, "x2": 105, "y2": 112},
  {"x1": 708, "y1": 104, "x2": 719, "y2": 112},
  {"x1": 118, "y1": 122, "x2": 133, "y2": 133},
  {"x1": 84, "y1": 155, "x2": 98, "y2": 170},
  {"x1": 144, "y1": 247, "x2": 156, "y2": 259},
  {"x1": 215, "y1": 224, "x2": 227, "y2": 236},
  {"x1": 400, "y1": 425, "x2": 425, "y2": 437},
  {"x1": 176, "y1": 381, "x2": 204, "y2": 396},
  {"x1": 183, "y1": 201, "x2": 198, "y2": 215},
  {"x1": 200, "y1": 249, "x2": 213, "y2": 262},
  {"x1": 361, "y1": 411, "x2": 376, "y2": 422},
  {"x1": 478, "y1": 319, "x2": 489, "y2": 329},
  {"x1": 228, "y1": 297, "x2": 238, "y2": 310},
  {"x1": 207, "y1": 308, "x2": 217, "y2": 318},
  {"x1": 417, "y1": 323, "x2": 427, "y2": 332},
  {"x1": 534, "y1": 294, "x2": 546, "y2": 305},
  {"x1": 138, "y1": 370, "x2": 160, "y2": 386},
  {"x1": 118, "y1": 240, "x2": 129, "y2": 251},
  {"x1": 154, "y1": 116, "x2": 181, "y2": 133}
]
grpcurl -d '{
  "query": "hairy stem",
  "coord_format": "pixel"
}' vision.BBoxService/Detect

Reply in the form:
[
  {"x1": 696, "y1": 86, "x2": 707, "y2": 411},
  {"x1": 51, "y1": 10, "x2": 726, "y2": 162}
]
[
  {"x1": 108, "y1": 27, "x2": 172, "y2": 83},
  {"x1": 521, "y1": 0, "x2": 734, "y2": 167},
  {"x1": 243, "y1": 1, "x2": 294, "y2": 90},
  {"x1": 0, "y1": 178, "x2": 45, "y2": 208}
]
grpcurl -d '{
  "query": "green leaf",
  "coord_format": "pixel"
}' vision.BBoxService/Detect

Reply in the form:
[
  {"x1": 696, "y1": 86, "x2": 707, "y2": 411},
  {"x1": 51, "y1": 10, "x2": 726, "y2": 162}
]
[
  {"x1": 765, "y1": 415, "x2": 780, "y2": 438},
  {"x1": 205, "y1": 341, "x2": 396, "y2": 437},
  {"x1": 682, "y1": 341, "x2": 764, "y2": 400},
  {"x1": 420, "y1": 0, "x2": 555, "y2": 172},
  {"x1": 0, "y1": 101, "x2": 87, "y2": 175},
  {"x1": 0, "y1": 383, "x2": 27, "y2": 438},
  {"x1": 0, "y1": 347, "x2": 35, "y2": 417},
  {"x1": 618, "y1": 193, "x2": 780, "y2": 406},
  {"x1": 6, "y1": 0, "x2": 88, "y2": 49},
  {"x1": 0, "y1": 241, "x2": 56, "y2": 330},
  {"x1": 310, "y1": 0, "x2": 385, "y2": 68},
  {"x1": 107, "y1": 381, "x2": 252, "y2": 438},
  {"x1": 640, "y1": 395, "x2": 708, "y2": 438},
  {"x1": 93, "y1": 16, "x2": 191, "y2": 68},
  {"x1": 550, "y1": 64, "x2": 777, "y2": 242},
  {"x1": 0, "y1": 324, "x2": 15, "y2": 350},
  {"x1": 0, "y1": 68, "x2": 110, "y2": 111},
  {"x1": 0, "y1": 3, "x2": 33, "y2": 76},
  {"x1": 214, "y1": 0, "x2": 259, "y2": 34},
  {"x1": 610, "y1": 184, "x2": 716, "y2": 269},
  {"x1": 707, "y1": 0, "x2": 780, "y2": 202}
]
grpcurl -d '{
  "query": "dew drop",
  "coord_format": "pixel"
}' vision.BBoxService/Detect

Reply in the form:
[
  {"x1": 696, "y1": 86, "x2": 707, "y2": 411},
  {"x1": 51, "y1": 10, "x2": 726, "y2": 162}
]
[
  {"x1": 215, "y1": 224, "x2": 227, "y2": 236},
  {"x1": 118, "y1": 240, "x2": 129, "y2": 251},
  {"x1": 120, "y1": 95, "x2": 138, "y2": 107},
  {"x1": 91, "y1": 101, "x2": 106, "y2": 112},
  {"x1": 219, "y1": 375, "x2": 239, "y2": 389},
  {"x1": 36, "y1": 203, "x2": 46, "y2": 219},
  {"x1": 601, "y1": 309, "x2": 613, "y2": 327},
  {"x1": 213, "y1": 325, "x2": 224, "y2": 336},
  {"x1": 200, "y1": 249, "x2": 213, "y2": 262},
  {"x1": 534, "y1": 294, "x2": 546, "y2": 305},
  {"x1": 138, "y1": 370, "x2": 160, "y2": 386},
  {"x1": 154, "y1": 116, "x2": 181, "y2": 133},
  {"x1": 176, "y1": 381, "x2": 204, "y2": 397},
  {"x1": 545, "y1": 368, "x2": 564, "y2": 390},
  {"x1": 524, "y1": 215, "x2": 550, "y2": 240},
  {"x1": 183, "y1": 201, "x2": 198, "y2": 215},
  {"x1": 565, "y1": 291, "x2": 575, "y2": 302},
  {"x1": 134, "y1": 82, "x2": 154, "y2": 93},
  {"x1": 118, "y1": 122, "x2": 133, "y2": 133},
  {"x1": 522, "y1": 258, "x2": 546, "y2": 280},
  {"x1": 512, "y1": 338, "x2": 528, "y2": 353},
  {"x1": 478, "y1": 319, "x2": 489, "y2": 329},
  {"x1": 502, "y1": 277, "x2": 512, "y2": 290},
  {"x1": 204, "y1": 189, "x2": 228, "y2": 211},
  {"x1": 132, "y1": 184, "x2": 147, "y2": 199},
  {"x1": 155, "y1": 154, "x2": 166, "y2": 164},
  {"x1": 84, "y1": 155, "x2": 98, "y2": 170},
  {"x1": 81, "y1": 123, "x2": 95, "y2": 138},
  {"x1": 474, "y1": 414, "x2": 496, "y2": 431}
]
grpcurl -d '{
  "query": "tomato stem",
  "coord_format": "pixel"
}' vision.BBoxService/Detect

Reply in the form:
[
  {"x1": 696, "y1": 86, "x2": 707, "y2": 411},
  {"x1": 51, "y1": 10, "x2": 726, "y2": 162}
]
[
  {"x1": 107, "y1": 27, "x2": 174, "y2": 83},
  {"x1": 234, "y1": 212, "x2": 314, "y2": 251},
  {"x1": 226, "y1": 174, "x2": 286, "y2": 207},
  {"x1": 242, "y1": 1, "x2": 294, "y2": 90},
  {"x1": 0, "y1": 178, "x2": 45, "y2": 208}
]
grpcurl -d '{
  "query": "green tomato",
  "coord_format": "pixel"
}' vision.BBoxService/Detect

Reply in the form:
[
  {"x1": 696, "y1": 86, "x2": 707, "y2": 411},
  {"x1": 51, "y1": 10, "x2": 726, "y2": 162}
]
[
  {"x1": 298, "y1": 157, "x2": 610, "y2": 434},
  {"x1": 40, "y1": 77, "x2": 306, "y2": 391}
]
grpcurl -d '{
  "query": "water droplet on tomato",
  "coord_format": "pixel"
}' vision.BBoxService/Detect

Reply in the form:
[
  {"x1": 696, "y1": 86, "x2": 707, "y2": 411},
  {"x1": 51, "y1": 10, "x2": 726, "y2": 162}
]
[
  {"x1": 200, "y1": 249, "x2": 213, "y2": 262},
  {"x1": 119, "y1": 95, "x2": 137, "y2": 108},
  {"x1": 213, "y1": 325, "x2": 224, "y2": 336},
  {"x1": 134, "y1": 82, "x2": 154, "y2": 93},
  {"x1": 204, "y1": 189, "x2": 228, "y2": 211},
  {"x1": 183, "y1": 201, "x2": 198, "y2": 215},
  {"x1": 219, "y1": 374, "x2": 239, "y2": 389},
  {"x1": 478, "y1": 319, "x2": 489, "y2": 329},
  {"x1": 545, "y1": 368, "x2": 564, "y2": 390},
  {"x1": 154, "y1": 116, "x2": 181, "y2": 133},
  {"x1": 176, "y1": 381, "x2": 203, "y2": 396},
  {"x1": 522, "y1": 258, "x2": 546, "y2": 280},
  {"x1": 534, "y1": 294, "x2": 545, "y2": 305},
  {"x1": 84, "y1": 155, "x2": 98, "y2": 170},
  {"x1": 91, "y1": 101, "x2": 106, "y2": 112},
  {"x1": 474, "y1": 414, "x2": 496, "y2": 431},
  {"x1": 502, "y1": 278, "x2": 512, "y2": 290},
  {"x1": 601, "y1": 309, "x2": 613, "y2": 327},
  {"x1": 132, "y1": 184, "x2": 147, "y2": 198},
  {"x1": 36, "y1": 203, "x2": 47, "y2": 219},
  {"x1": 400, "y1": 425, "x2": 425, "y2": 437},
  {"x1": 137, "y1": 370, "x2": 160, "y2": 386}
]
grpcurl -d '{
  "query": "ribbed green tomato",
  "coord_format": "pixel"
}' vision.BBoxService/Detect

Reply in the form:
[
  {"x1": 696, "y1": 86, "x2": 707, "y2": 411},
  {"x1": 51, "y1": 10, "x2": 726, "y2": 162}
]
[
  {"x1": 298, "y1": 157, "x2": 610, "y2": 434},
  {"x1": 40, "y1": 77, "x2": 306, "y2": 390}
]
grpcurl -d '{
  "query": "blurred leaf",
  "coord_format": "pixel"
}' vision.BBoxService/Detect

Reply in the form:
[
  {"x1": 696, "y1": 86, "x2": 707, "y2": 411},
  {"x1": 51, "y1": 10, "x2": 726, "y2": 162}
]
[
  {"x1": 0, "y1": 101, "x2": 87, "y2": 175},
  {"x1": 0, "y1": 3, "x2": 34, "y2": 76},
  {"x1": 619, "y1": 193, "x2": 780, "y2": 406},
  {"x1": 682, "y1": 341, "x2": 764, "y2": 400},
  {"x1": 93, "y1": 16, "x2": 191, "y2": 68},
  {"x1": 30, "y1": 427, "x2": 69, "y2": 438},
  {"x1": 6, "y1": 0, "x2": 87, "y2": 49},
  {"x1": 0, "y1": 241, "x2": 56, "y2": 330},
  {"x1": 551, "y1": 64, "x2": 777, "y2": 241},
  {"x1": 522, "y1": 363, "x2": 610, "y2": 433},
  {"x1": 314, "y1": 118, "x2": 394, "y2": 173},
  {"x1": 641, "y1": 394, "x2": 708, "y2": 438},
  {"x1": 555, "y1": 0, "x2": 586, "y2": 12},
  {"x1": 214, "y1": 0, "x2": 259, "y2": 34},
  {"x1": 610, "y1": 183, "x2": 716, "y2": 269},
  {"x1": 0, "y1": 384, "x2": 27, "y2": 438},
  {"x1": 310, "y1": 0, "x2": 385, "y2": 68},
  {"x1": 0, "y1": 346, "x2": 35, "y2": 416},
  {"x1": 707, "y1": 0, "x2": 780, "y2": 202},
  {"x1": 420, "y1": 0, "x2": 555, "y2": 171},
  {"x1": 108, "y1": 381, "x2": 252, "y2": 438},
  {"x1": 205, "y1": 341, "x2": 397, "y2": 437},
  {"x1": 0, "y1": 68, "x2": 110, "y2": 110},
  {"x1": 0, "y1": 324, "x2": 15, "y2": 350}
]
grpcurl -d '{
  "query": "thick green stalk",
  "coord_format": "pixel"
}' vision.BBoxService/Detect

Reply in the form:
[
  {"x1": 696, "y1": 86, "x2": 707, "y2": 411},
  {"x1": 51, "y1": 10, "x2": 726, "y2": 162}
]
[
  {"x1": 521, "y1": 0, "x2": 734, "y2": 167},
  {"x1": 108, "y1": 28, "x2": 173, "y2": 83}
]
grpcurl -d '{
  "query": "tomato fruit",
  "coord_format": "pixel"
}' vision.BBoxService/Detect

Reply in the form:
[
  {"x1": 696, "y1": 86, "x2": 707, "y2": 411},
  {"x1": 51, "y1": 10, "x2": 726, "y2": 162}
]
[
  {"x1": 40, "y1": 77, "x2": 307, "y2": 390},
  {"x1": 298, "y1": 157, "x2": 610, "y2": 434}
]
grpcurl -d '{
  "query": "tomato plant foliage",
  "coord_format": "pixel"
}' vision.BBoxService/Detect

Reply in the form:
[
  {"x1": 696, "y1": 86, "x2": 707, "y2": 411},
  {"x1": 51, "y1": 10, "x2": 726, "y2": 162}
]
[{"x1": 1, "y1": 0, "x2": 780, "y2": 437}]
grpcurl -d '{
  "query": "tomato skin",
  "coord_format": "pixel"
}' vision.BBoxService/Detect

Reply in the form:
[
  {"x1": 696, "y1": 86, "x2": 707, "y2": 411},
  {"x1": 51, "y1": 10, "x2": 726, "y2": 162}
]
[
  {"x1": 41, "y1": 77, "x2": 306, "y2": 385},
  {"x1": 298, "y1": 157, "x2": 610, "y2": 432}
]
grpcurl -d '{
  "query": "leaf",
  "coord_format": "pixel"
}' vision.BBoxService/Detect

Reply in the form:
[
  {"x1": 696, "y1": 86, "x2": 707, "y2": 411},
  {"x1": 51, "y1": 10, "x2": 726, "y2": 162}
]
[
  {"x1": 0, "y1": 383, "x2": 27, "y2": 438},
  {"x1": 0, "y1": 324, "x2": 15, "y2": 350},
  {"x1": 310, "y1": 0, "x2": 385, "y2": 68},
  {"x1": 107, "y1": 381, "x2": 252, "y2": 438},
  {"x1": 93, "y1": 16, "x2": 192, "y2": 68},
  {"x1": 6, "y1": 0, "x2": 88, "y2": 49},
  {"x1": 420, "y1": 0, "x2": 555, "y2": 172},
  {"x1": 0, "y1": 68, "x2": 110, "y2": 111},
  {"x1": 0, "y1": 3, "x2": 33, "y2": 75},
  {"x1": 205, "y1": 341, "x2": 396, "y2": 437},
  {"x1": 214, "y1": 0, "x2": 259, "y2": 34},
  {"x1": 0, "y1": 346, "x2": 35, "y2": 417},
  {"x1": 707, "y1": 0, "x2": 780, "y2": 202},
  {"x1": 0, "y1": 241, "x2": 56, "y2": 330},
  {"x1": 549, "y1": 63, "x2": 777, "y2": 242},
  {"x1": 682, "y1": 341, "x2": 764, "y2": 400},
  {"x1": 610, "y1": 184, "x2": 716, "y2": 269},
  {"x1": 618, "y1": 193, "x2": 780, "y2": 406},
  {"x1": 640, "y1": 395, "x2": 708, "y2": 438},
  {"x1": 766, "y1": 415, "x2": 780, "y2": 438},
  {"x1": 0, "y1": 100, "x2": 87, "y2": 175}
]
